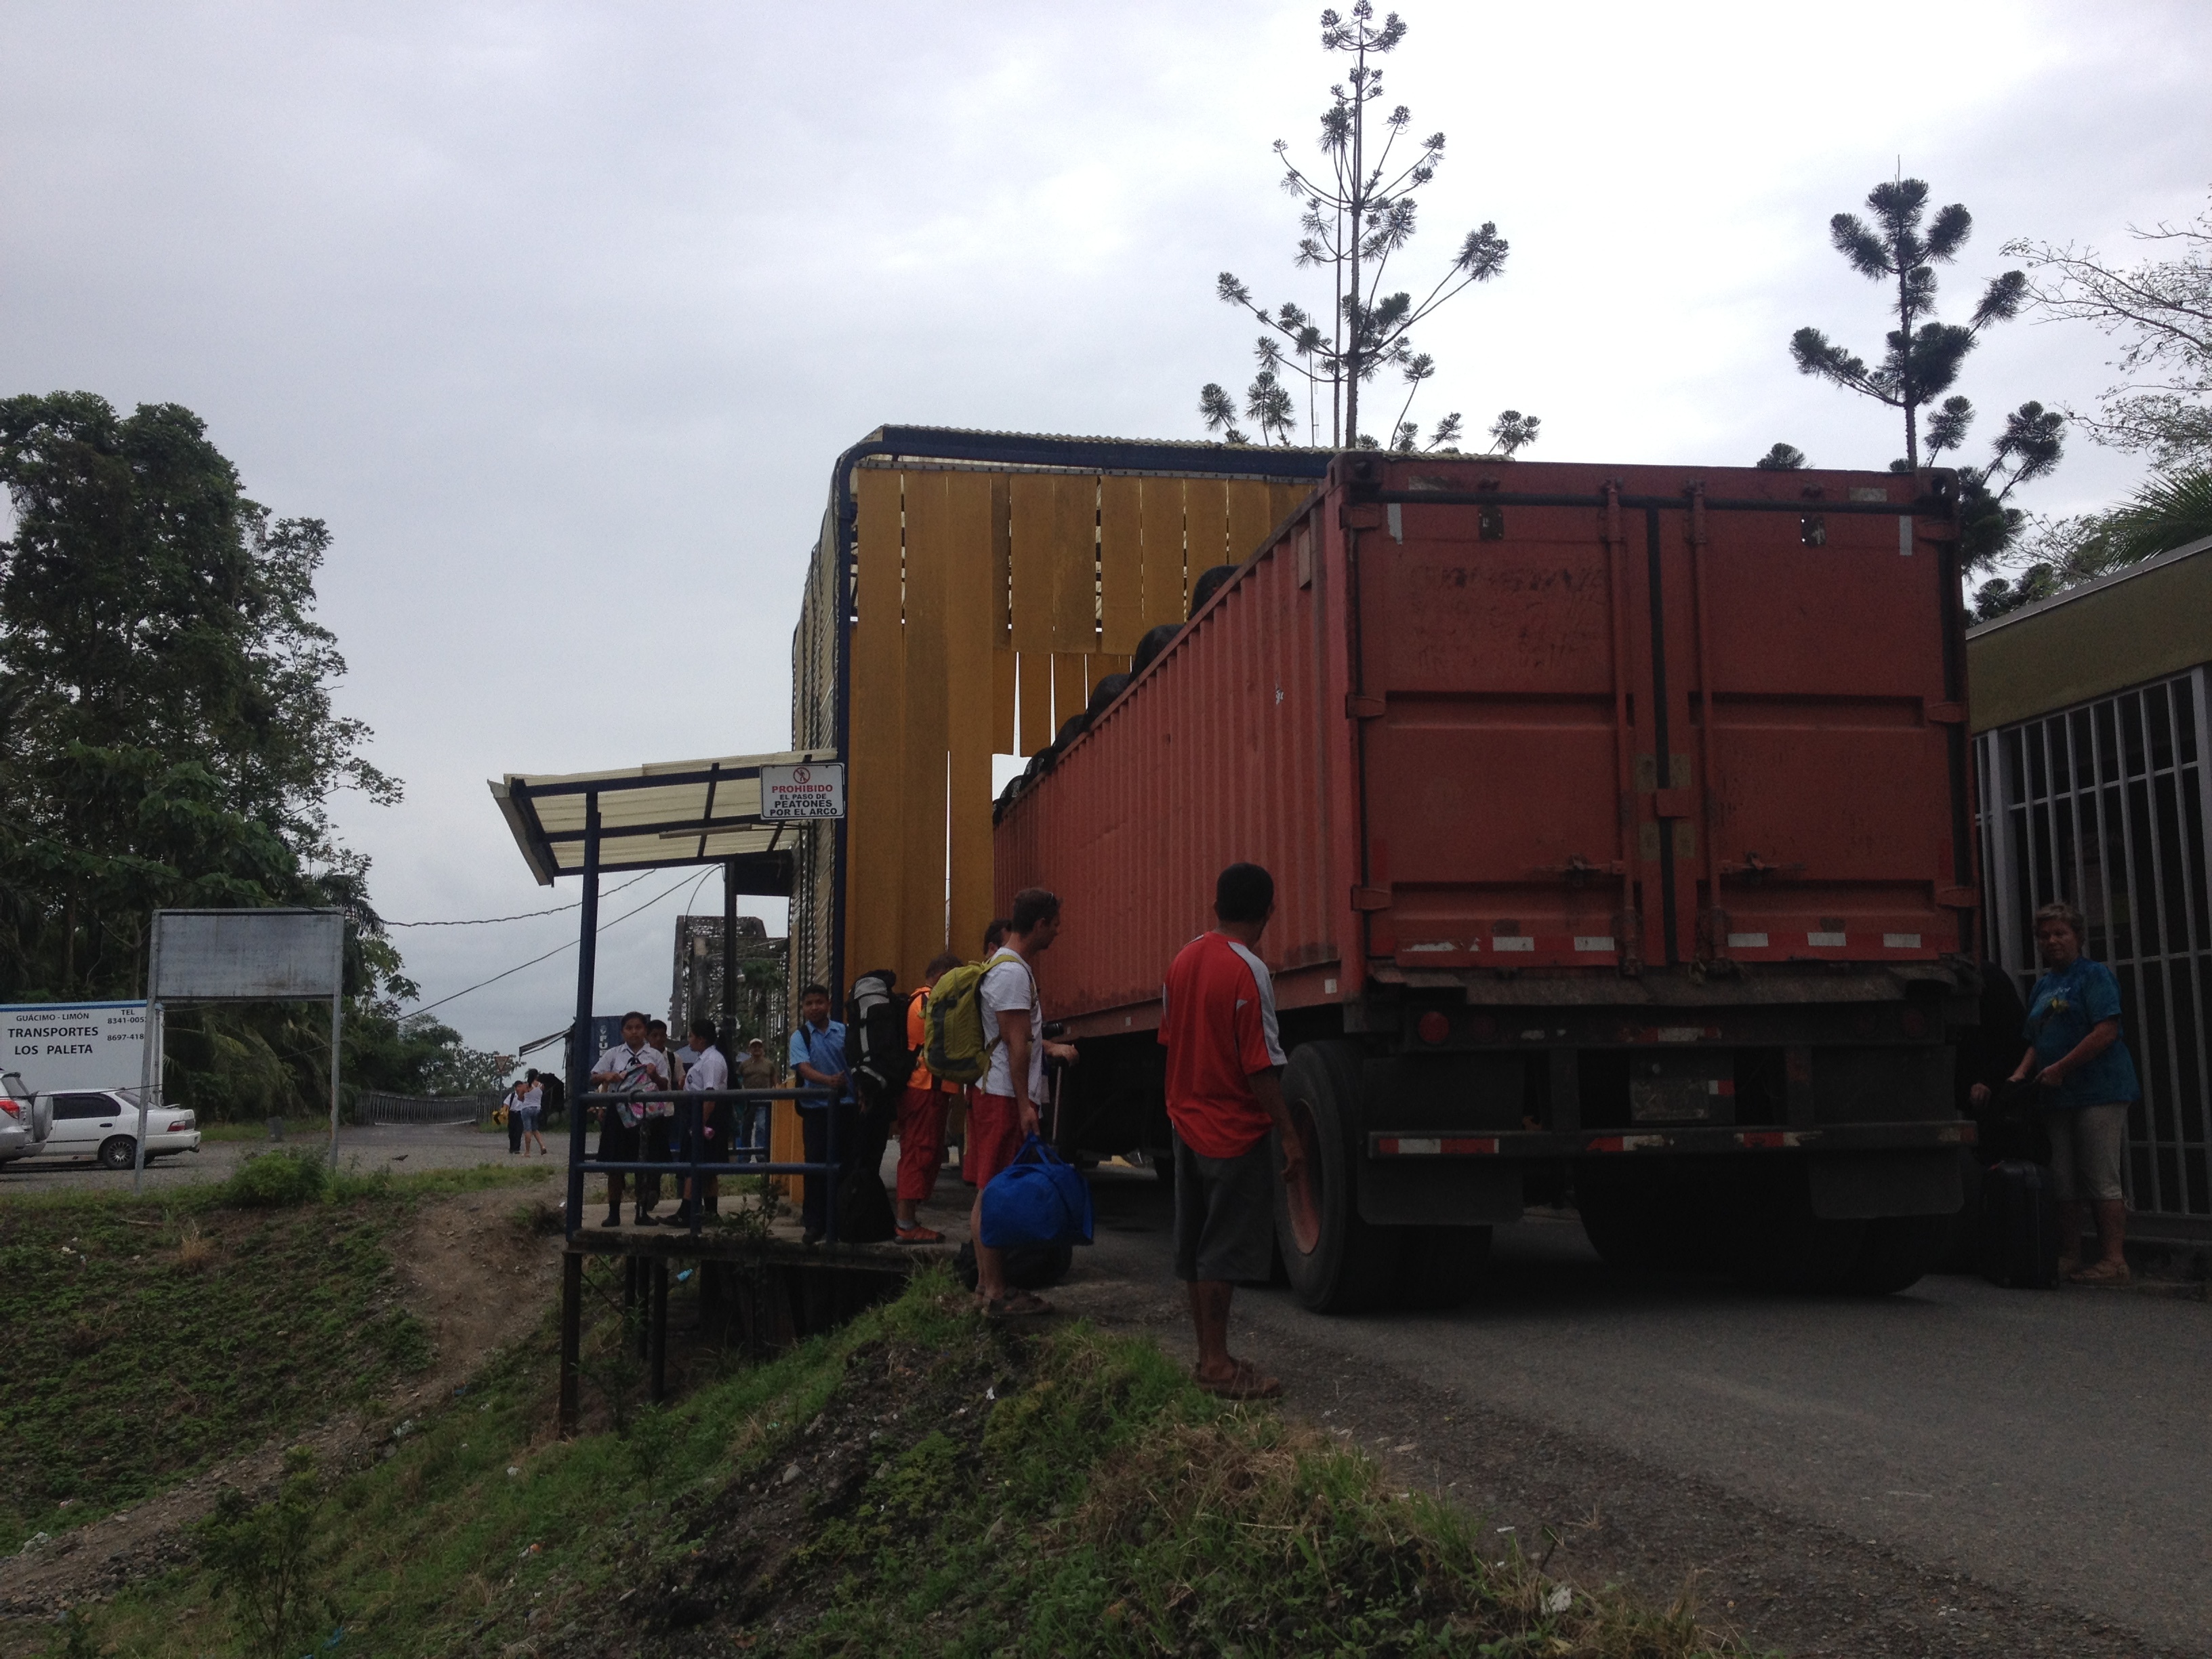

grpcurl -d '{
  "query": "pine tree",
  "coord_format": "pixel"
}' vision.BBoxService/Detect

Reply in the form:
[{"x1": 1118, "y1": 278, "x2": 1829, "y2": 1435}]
[
  {"x1": 1790, "y1": 176, "x2": 2060, "y2": 567},
  {"x1": 1206, "y1": 3, "x2": 1521, "y2": 451}
]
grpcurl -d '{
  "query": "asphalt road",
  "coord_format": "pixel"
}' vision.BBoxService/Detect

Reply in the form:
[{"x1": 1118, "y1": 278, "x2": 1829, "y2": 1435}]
[
  {"x1": 0, "y1": 1122, "x2": 531, "y2": 1193},
  {"x1": 1045, "y1": 1172, "x2": 2212, "y2": 1657}
]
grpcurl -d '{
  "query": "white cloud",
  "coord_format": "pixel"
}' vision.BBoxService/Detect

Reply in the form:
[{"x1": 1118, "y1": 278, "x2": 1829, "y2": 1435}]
[{"x1": 4, "y1": 0, "x2": 2205, "y2": 1048}]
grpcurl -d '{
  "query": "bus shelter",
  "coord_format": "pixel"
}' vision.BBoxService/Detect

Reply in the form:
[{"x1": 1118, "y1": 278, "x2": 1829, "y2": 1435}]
[{"x1": 493, "y1": 751, "x2": 863, "y2": 1427}]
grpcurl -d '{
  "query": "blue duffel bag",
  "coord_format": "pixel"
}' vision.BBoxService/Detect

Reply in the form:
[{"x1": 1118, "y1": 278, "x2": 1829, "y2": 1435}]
[{"x1": 979, "y1": 1134, "x2": 1094, "y2": 1250}]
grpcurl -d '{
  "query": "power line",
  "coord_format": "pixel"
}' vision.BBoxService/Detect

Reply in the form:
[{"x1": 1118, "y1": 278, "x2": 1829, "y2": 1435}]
[
  {"x1": 403, "y1": 868, "x2": 715, "y2": 1021},
  {"x1": 382, "y1": 871, "x2": 655, "y2": 926}
]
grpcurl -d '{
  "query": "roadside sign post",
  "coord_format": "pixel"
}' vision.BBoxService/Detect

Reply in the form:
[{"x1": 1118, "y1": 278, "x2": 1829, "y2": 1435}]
[
  {"x1": 758, "y1": 762, "x2": 846, "y2": 821},
  {"x1": 138, "y1": 909, "x2": 348, "y2": 1191}
]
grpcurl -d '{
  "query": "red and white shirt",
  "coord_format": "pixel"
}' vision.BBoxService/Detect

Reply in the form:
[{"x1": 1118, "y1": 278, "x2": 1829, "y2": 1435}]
[{"x1": 1159, "y1": 931, "x2": 1286, "y2": 1159}]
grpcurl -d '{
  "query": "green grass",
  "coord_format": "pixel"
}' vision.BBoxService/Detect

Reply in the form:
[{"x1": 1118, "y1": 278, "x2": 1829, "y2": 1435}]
[
  {"x1": 0, "y1": 1160, "x2": 546, "y2": 1556},
  {"x1": 51, "y1": 1273, "x2": 1759, "y2": 1659},
  {"x1": 197, "y1": 1118, "x2": 333, "y2": 1143}
]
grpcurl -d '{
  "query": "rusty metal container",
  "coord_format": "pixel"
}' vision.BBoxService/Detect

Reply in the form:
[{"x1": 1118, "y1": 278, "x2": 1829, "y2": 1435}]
[{"x1": 997, "y1": 453, "x2": 1982, "y2": 1311}]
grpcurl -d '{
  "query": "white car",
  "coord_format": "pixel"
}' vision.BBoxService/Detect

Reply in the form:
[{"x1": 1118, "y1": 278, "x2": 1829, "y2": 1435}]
[
  {"x1": 0, "y1": 1071, "x2": 52, "y2": 1165},
  {"x1": 37, "y1": 1089, "x2": 201, "y2": 1169}
]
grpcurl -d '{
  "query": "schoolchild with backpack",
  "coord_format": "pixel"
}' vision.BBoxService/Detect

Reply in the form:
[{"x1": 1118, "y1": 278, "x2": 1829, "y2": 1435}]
[
  {"x1": 787, "y1": 984, "x2": 856, "y2": 1245},
  {"x1": 895, "y1": 951, "x2": 964, "y2": 1241},
  {"x1": 925, "y1": 888, "x2": 1078, "y2": 1315}
]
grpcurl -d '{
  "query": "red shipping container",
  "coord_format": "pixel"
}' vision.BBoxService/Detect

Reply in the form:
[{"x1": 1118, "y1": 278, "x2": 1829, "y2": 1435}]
[{"x1": 997, "y1": 454, "x2": 1981, "y2": 1312}]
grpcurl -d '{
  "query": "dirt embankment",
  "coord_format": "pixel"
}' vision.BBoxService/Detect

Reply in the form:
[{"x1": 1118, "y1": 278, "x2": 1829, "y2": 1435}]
[{"x1": 0, "y1": 1176, "x2": 567, "y2": 1621}]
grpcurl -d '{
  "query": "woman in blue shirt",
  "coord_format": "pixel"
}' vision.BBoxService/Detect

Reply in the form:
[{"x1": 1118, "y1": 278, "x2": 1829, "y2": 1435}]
[{"x1": 2007, "y1": 901, "x2": 2141, "y2": 1284}]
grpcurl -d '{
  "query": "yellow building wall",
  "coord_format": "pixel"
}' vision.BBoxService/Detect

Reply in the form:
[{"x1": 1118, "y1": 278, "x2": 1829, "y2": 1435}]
[
  {"x1": 1969, "y1": 550, "x2": 2212, "y2": 732},
  {"x1": 842, "y1": 466, "x2": 1313, "y2": 994}
]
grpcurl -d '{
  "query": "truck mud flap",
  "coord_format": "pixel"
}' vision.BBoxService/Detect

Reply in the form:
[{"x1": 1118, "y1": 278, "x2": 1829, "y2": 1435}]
[
  {"x1": 1807, "y1": 1151, "x2": 1962, "y2": 1220},
  {"x1": 1359, "y1": 1158, "x2": 1523, "y2": 1227}
]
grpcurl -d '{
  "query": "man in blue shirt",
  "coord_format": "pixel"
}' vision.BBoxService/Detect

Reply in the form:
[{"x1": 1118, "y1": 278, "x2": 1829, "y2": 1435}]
[
  {"x1": 788, "y1": 983, "x2": 855, "y2": 1244},
  {"x1": 2008, "y1": 900, "x2": 2141, "y2": 1284}
]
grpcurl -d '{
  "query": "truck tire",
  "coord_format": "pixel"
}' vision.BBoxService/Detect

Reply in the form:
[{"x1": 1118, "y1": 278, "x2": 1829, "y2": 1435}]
[
  {"x1": 1189, "y1": 564, "x2": 1237, "y2": 617},
  {"x1": 1737, "y1": 1168, "x2": 1864, "y2": 1292},
  {"x1": 1391, "y1": 1225, "x2": 1492, "y2": 1309},
  {"x1": 1274, "y1": 1040, "x2": 1401, "y2": 1313},
  {"x1": 1130, "y1": 622, "x2": 1181, "y2": 676},
  {"x1": 1577, "y1": 1172, "x2": 1729, "y2": 1273},
  {"x1": 1086, "y1": 672, "x2": 1131, "y2": 717},
  {"x1": 1843, "y1": 1213, "x2": 1952, "y2": 1295}
]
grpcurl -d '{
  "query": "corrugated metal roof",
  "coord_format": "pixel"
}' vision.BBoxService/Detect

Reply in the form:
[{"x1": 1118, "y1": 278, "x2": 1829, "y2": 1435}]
[{"x1": 490, "y1": 750, "x2": 836, "y2": 886}]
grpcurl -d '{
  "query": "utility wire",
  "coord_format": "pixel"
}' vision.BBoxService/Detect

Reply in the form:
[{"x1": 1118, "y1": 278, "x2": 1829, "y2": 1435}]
[
  {"x1": 382, "y1": 870, "x2": 654, "y2": 926},
  {"x1": 403, "y1": 867, "x2": 715, "y2": 1021}
]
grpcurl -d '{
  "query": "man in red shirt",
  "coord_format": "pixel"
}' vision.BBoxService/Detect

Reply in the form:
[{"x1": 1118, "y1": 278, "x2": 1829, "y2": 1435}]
[{"x1": 1160, "y1": 862, "x2": 1304, "y2": 1399}]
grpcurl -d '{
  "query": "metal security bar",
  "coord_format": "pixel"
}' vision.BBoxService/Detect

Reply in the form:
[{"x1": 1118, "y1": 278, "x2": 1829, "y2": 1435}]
[
  {"x1": 1976, "y1": 667, "x2": 2212, "y2": 1223},
  {"x1": 567, "y1": 1086, "x2": 838, "y2": 1241}
]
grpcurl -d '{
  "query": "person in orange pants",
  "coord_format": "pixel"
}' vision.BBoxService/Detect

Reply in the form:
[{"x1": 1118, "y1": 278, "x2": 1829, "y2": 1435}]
[{"x1": 895, "y1": 951, "x2": 964, "y2": 1242}]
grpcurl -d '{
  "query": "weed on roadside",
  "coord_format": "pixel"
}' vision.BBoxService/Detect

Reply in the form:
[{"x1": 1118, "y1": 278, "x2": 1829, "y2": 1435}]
[{"x1": 0, "y1": 1165, "x2": 543, "y2": 1554}]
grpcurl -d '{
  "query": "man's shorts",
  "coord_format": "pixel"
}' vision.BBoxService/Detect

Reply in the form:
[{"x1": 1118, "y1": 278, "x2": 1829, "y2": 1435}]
[
  {"x1": 968, "y1": 1092, "x2": 1030, "y2": 1191},
  {"x1": 1172, "y1": 1131, "x2": 1277, "y2": 1284},
  {"x1": 598, "y1": 1109, "x2": 640, "y2": 1164},
  {"x1": 2045, "y1": 1101, "x2": 2129, "y2": 1202}
]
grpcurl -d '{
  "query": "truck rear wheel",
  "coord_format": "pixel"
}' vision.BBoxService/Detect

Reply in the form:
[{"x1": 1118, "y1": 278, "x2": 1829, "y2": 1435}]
[
  {"x1": 1274, "y1": 1041, "x2": 1401, "y2": 1313},
  {"x1": 1737, "y1": 1168, "x2": 1864, "y2": 1292},
  {"x1": 1391, "y1": 1225, "x2": 1492, "y2": 1309},
  {"x1": 1844, "y1": 1213, "x2": 1951, "y2": 1295}
]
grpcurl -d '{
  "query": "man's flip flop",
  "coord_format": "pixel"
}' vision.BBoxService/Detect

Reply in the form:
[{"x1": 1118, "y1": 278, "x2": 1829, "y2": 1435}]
[
  {"x1": 1196, "y1": 1361, "x2": 1283, "y2": 1401},
  {"x1": 984, "y1": 1291, "x2": 1055, "y2": 1319},
  {"x1": 895, "y1": 1225, "x2": 945, "y2": 1243}
]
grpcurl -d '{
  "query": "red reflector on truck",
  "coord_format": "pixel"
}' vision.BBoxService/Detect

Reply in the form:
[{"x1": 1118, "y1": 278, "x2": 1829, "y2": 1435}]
[
  {"x1": 1375, "y1": 1136, "x2": 1498, "y2": 1157},
  {"x1": 1584, "y1": 1134, "x2": 1668, "y2": 1153}
]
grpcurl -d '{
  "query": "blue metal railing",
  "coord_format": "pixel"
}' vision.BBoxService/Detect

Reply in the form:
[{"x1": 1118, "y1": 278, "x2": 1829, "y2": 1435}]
[{"x1": 565, "y1": 1086, "x2": 845, "y2": 1242}]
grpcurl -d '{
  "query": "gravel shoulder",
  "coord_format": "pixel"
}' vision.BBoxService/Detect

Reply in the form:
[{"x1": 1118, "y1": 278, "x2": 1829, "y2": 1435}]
[
  {"x1": 1050, "y1": 1172, "x2": 2212, "y2": 1659},
  {"x1": 0, "y1": 1122, "x2": 531, "y2": 1193}
]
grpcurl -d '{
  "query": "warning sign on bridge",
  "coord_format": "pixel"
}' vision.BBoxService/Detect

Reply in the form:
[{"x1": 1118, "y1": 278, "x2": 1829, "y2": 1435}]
[{"x1": 759, "y1": 762, "x2": 846, "y2": 821}]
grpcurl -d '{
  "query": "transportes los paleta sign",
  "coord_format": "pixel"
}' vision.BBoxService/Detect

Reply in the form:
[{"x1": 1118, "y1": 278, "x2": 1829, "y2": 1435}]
[
  {"x1": 2, "y1": 1002, "x2": 146, "y2": 1093},
  {"x1": 759, "y1": 762, "x2": 846, "y2": 821}
]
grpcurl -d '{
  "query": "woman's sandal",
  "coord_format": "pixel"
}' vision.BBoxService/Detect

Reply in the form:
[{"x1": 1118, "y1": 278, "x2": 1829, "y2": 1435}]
[
  {"x1": 895, "y1": 1224, "x2": 945, "y2": 1243},
  {"x1": 983, "y1": 1290, "x2": 1056, "y2": 1319},
  {"x1": 1195, "y1": 1361, "x2": 1284, "y2": 1401}
]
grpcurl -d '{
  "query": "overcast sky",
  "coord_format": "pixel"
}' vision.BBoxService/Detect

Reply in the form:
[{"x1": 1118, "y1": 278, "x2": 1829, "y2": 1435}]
[{"x1": 4, "y1": 1, "x2": 2205, "y2": 1059}]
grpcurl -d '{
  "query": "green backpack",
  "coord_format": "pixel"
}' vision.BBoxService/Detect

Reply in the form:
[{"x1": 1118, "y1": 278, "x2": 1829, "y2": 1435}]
[{"x1": 924, "y1": 951, "x2": 1021, "y2": 1085}]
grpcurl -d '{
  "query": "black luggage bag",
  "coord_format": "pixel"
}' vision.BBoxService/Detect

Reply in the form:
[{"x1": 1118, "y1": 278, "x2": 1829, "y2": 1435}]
[{"x1": 1980, "y1": 1159, "x2": 2062, "y2": 1288}]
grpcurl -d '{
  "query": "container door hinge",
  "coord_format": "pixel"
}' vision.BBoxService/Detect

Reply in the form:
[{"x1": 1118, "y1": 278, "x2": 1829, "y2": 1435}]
[
  {"x1": 1352, "y1": 886, "x2": 1392, "y2": 912},
  {"x1": 1925, "y1": 701, "x2": 1966, "y2": 724},
  {"x1": 1937, "y1": 886, "x2": 1979, "y2": 909},
  {"x1": 1346, "y1": 694, "x2": 1387, "y2": 720}
]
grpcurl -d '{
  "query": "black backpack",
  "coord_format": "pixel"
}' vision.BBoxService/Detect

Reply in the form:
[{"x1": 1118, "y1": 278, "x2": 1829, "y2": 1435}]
[{"x1": 847, "y1": 970, "x2": 914, "y2": 1105}]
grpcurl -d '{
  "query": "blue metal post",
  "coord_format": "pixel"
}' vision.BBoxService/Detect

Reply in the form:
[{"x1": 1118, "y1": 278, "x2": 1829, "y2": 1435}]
[
  {"x1": 824, "y1": 1090, "x2": 840, "y2": 1245},
  {"x1": 565, "y1": 794, "x2": 600, "y2": 1239}
]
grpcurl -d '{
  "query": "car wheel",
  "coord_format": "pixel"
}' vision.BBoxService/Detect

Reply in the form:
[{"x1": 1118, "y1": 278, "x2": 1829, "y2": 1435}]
[
  {"x1": 98, "y1": 1135, "x2": 138, "y2": 1170},
  {"x1": 1273, "y1": 1040, "x2": 1401, "y2": 1313}
]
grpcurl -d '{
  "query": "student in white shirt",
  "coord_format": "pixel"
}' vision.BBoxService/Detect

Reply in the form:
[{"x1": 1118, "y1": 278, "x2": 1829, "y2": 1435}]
[
  {"x1": 670, "y1": 1016, "x2": 731, "y2": 1227},
  {"x1": 970, "y1": 887, "x2": 1078, "y2": 1315},
  {"x1": 518, "y1": 1073, "x2": 548, "y2": 1155},
  {"x1": 590, "y1": 1011, "x2": 670, "y2": 1227}
]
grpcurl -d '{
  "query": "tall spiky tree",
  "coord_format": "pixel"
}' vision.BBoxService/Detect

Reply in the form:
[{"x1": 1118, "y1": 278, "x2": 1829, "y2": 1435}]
[
  {"x1": 1790, "y1": 176, "x2": 2030, "y2": 470},
  {"x1": 1207, "y1": 3, "x2": 1517, "y2": 450}
]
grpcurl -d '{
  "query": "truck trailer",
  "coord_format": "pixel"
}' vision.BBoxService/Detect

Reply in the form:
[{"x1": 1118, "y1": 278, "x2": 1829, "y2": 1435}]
[{"x1": 994, "y1": 453, "x2": 1982, "y2": 1309}]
